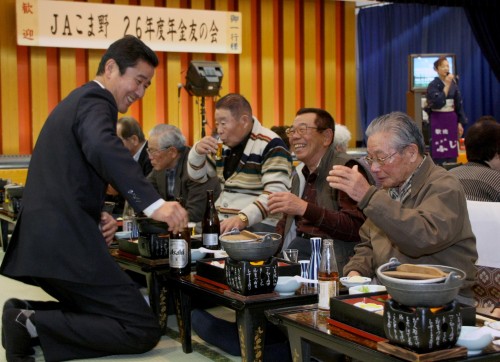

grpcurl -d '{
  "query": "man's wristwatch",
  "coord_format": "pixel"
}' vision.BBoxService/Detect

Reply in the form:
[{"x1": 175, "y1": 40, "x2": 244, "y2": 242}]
[{"x1": 238, "y1": 213, "x2": 249, "y2": 226}]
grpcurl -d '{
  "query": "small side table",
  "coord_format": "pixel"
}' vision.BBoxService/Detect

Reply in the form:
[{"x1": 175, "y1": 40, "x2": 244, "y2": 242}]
[{"x1": 166, "y1": 273, "x2": 318, "y2": 362}]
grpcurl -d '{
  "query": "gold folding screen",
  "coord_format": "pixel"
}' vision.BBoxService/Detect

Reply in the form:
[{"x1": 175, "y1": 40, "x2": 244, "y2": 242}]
[{"x1": 0, "y1": 0, "x2": 357, "y2": 155}]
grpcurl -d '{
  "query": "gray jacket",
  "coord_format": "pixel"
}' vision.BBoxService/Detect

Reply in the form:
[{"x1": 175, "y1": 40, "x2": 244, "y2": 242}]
[{"x1": 345, "y1": 156, "x2": 477, "y2": 298}]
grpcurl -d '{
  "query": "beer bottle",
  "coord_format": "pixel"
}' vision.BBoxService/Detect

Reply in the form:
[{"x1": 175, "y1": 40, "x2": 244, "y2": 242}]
[
  {"x1": 169, "y1": 227, "x2": 191, "y2": 276},
  {"x1": 318, "y1": 239, "x2": 339, "y2": 310},
  {"x1": 122, "y1": 201, "x2": 138, "y2": 237},
  {"x1": 202, "y1": 190, "x2": 220, "y2": 250}
]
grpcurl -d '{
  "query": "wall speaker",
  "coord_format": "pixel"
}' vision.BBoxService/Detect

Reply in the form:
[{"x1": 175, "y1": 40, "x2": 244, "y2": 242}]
[{"x1": 185, "y1": 60, "x2": 223, "y2": 97}]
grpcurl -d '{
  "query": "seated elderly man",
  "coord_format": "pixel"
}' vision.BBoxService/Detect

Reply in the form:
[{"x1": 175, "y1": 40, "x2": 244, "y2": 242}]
[
  {"x1": 147, "y1": 124, "x2": 220, "y2": 223},
  {"x1": 449, "y1": 120, "x2": 500, "y2": 202},
  {"x1": 327, "y1": 111, "x2": 477, "y2": 305},
  {"x1": 187, "y1": 93, "x2": 292, "y2": 233},
  {"x1": 268, "y1": 108, "x2": 371, "y2": 274}
]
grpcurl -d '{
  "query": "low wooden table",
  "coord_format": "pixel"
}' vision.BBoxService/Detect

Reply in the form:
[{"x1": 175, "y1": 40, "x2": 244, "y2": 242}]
[
  {"x1": 0, "y1": 208, "x2": 16, "y2": 251},
  {"x1": 166, "y1": 273, "x2": 318, "y2": 362},
  {"x1": 110, "y1": 249, "x2": 170, "y2": 333},
  {"x1": 266, "y1": 306, "x2": 500, "y2": 362}
]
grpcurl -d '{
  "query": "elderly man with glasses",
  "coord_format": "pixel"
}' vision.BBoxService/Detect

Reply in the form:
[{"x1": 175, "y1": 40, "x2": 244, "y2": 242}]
[
  {"x1": 268, "y1": 108, "x2": 373, "y2": 273},
  {"x1": 147, "y1": 124, "x2": 220, "y2": 223},
  {"x1": 327, "y1": 111, "x2": 477, "y2": 305}
]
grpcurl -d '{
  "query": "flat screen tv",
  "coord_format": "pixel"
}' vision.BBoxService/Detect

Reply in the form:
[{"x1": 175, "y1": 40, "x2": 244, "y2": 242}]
[{"x1": 409, "y1": 53, "x2": 456, "y2": 91}]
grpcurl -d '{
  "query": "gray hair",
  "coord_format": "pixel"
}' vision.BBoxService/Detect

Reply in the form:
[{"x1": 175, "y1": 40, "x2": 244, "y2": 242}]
[
  {"x1": 366, "y1": 112, "x2": 425, "y2": 156},
  {"x1": 333, "y1": 124, "x2": 351, "y2": 153},
  {"x1": 149, "y1": 124, "x2": 186, "y2": 150}
]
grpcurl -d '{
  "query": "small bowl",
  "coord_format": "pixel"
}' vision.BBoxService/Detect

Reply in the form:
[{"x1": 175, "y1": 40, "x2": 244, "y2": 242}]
[
  {"x1": 115, "y1": 231, "x2": 132, "y2": 240},
  {"x1": 485, "y1": 321, "x2": 500, "y2": 331},
  {"x1": 349, "y1": 284, "x2": 387, "y2": 295},
  {"x1": 274, "y1": 276, "x2": 301, "y2": 296},
  {"x1": 191, "y1": 248, "x2": 207, "y2": 262},
  {"x1": 456, "y1": 326, "x2": 493, "y2": 356},
  {"x1": 340, "y1": 276, "x2": 372, "y2": 288}
]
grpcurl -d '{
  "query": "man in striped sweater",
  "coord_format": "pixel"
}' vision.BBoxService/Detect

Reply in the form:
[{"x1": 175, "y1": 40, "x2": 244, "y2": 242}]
[{"x1": 187, "y1": 93, "x2": 292, "y2": 234}]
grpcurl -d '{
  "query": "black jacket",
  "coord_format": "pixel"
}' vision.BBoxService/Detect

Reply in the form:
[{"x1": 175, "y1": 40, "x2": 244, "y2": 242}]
[{"x1": 1, "y1": 81, "x2": 161, "y2": 286}]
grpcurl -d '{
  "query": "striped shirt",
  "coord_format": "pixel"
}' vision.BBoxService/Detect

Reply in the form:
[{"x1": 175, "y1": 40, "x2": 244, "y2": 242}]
[
  {"x1": 188, "y1": 117, "x2": 292, "y2": 227},
  {"x1": 450, "y1": 162, "x2": 500, "y2": 202}
]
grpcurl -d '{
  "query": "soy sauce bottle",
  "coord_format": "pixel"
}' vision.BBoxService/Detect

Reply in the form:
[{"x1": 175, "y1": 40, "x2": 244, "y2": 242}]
[
  {"x1": 202, "y1": 190, "x2": 220, "y2": 250},
  {"x1": 318, "y1": 239, "x2": 339, "y2": 310},
  {"x1": 169, "y1": 227, "x2": 191, "y2": 276}
]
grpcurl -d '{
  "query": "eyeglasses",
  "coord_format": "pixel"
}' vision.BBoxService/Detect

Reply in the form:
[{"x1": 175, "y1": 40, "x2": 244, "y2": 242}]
[
  {"x1": 146, "y1": 146, "x2": 170, "y2": 157},
  {"x1": 364, "y1": 151, "x2": 399, "y2": 166},
  {"x1": 285, "y1": 125, "x2": 325, "y2": 137}
]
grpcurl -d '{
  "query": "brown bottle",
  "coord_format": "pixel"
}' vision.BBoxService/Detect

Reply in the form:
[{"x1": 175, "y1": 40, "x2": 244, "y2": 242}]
[
  {"x1": 318, "y1": 239, "x2": 339, "y2": 310},
  {"x1": 169, "y1": 227, "x2": 191, "y2": 276},
  {"x1": 202, "y1": 190, "x2": 220, "y2": 250}
]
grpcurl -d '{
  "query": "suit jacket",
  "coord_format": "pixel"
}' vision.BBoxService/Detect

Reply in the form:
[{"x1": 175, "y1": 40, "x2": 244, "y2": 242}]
[
  {"x1": 0, "y1": 81, "x2": 162, "y2": 286},
  {"x1": 148, "y1": 147, "x2": 221, "y2": 223},
  {"x1": 106, "y1": 141, "x2": 152, "y2": 214},
  {"x1": 138, "y1": 141, "x2": 153, "y2": 176}
]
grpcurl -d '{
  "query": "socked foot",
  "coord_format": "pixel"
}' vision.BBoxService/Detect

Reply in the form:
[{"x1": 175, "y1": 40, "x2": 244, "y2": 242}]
[{"x1": 2, "y1": 307, "x2": 36, "y2": 362}]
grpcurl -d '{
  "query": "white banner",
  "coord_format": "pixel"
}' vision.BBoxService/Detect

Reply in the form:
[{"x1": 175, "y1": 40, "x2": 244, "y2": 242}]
[{"x1": 16, "y1": 0, "x2": 242, "y2": 54}]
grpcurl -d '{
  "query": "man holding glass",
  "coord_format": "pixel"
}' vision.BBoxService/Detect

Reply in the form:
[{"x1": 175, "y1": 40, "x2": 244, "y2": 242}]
[
  {"x1": 268, "y1": 108, "x2": 372, "y2": 274},
  {"x1": 327, "y1": 111, "x2": 477, "y2": 304},
  {"x1": 187, "y1": 93, "x2": 292, "y2": 234}
]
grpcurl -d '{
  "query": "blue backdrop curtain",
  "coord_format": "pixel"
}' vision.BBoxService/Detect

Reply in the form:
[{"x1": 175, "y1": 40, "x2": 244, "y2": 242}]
[{"x1": 357, "y1": 3, "x2": 500, "y2": 142}]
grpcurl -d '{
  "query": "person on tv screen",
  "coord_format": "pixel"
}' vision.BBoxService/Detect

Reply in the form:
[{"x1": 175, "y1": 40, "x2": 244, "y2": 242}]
[{"x1": 425, "y1": 55, "x2": 468, "y2": 165}]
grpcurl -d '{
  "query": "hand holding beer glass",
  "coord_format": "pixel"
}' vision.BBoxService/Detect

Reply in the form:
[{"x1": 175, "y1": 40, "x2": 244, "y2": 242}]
[
  {"x1": 215, "y1": 137, "x2": 223, "y2": 160},
  {"x1": 194, "y1": 135, "x2": 222, "y2": 159}
]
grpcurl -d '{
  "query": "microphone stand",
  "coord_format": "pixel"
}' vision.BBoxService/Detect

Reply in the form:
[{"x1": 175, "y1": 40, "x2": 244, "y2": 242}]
[{"x1": 200, "y1": 96, "x2": 206, "y2": 138}]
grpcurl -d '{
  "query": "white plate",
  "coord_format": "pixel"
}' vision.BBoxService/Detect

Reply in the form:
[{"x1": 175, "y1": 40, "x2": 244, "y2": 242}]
[
  {"x1": 340, "y1": 276, "x2": 371, "y2": 288},
  {"x1": 278, "y1": 292, "x2": 295, "y2": 296},
  {"x1": 349, "y1": 285, "x2": 387, "y2": 295},
  {"x1": 486, "y1": 321, "x2": 500, "y2": 331},
  {"x1": 467, "y1": 350, "x2": 482, "y2": 357}
]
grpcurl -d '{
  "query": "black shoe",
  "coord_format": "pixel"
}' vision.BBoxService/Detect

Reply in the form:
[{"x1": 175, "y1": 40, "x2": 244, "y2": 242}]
[
  {"x1": 2, "y1": 299, "x2": 32, "y2": 312},
  {"x1": 2, "y1": 308, "x2": 35, "y2": 362}
]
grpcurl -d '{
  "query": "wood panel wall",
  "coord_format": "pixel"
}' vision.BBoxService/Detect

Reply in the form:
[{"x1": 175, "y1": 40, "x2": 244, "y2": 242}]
[{"x1": 0, "y1": 0, "x2": 357, "y2": 155}]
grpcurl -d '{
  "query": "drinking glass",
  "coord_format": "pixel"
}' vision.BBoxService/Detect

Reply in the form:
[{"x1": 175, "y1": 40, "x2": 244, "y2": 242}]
[{"x1": 283, "y1": 249, "x2": 298, "y2": 263}]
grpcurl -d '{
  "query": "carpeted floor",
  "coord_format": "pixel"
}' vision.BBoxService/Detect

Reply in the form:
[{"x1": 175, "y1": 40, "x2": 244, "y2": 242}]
[{"x1": 0, "y1": 250, "x2": 240, "y2": 362}]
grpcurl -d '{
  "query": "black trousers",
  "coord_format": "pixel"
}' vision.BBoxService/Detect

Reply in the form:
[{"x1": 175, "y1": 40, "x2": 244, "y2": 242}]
[{"x1": 31, "y1": 277, "x2": 161, "y2": 362}]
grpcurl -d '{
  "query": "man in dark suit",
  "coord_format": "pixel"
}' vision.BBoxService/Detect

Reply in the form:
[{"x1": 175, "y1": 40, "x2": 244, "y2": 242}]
[
  {"x1": 117, "y1": 116, "x2": 153, "y2": 176},
  {"x1": 147, "y1": 124, "x2": 221, "y2": 223},
  {"x1": 0, "y1": 36, "x2": 188, "y2": 361},
  {"x1": 106, "y1": 116, "x2": 153, "y2": 214}
]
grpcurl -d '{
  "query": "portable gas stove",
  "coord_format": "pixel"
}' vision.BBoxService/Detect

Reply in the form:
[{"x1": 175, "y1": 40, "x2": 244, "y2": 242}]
[
  {"x1": 383, "y1": 298, "x2": 463, "y2": 353},
  {"x1": 224, "y1": 257, "x2": 278, "y2": 296}
]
